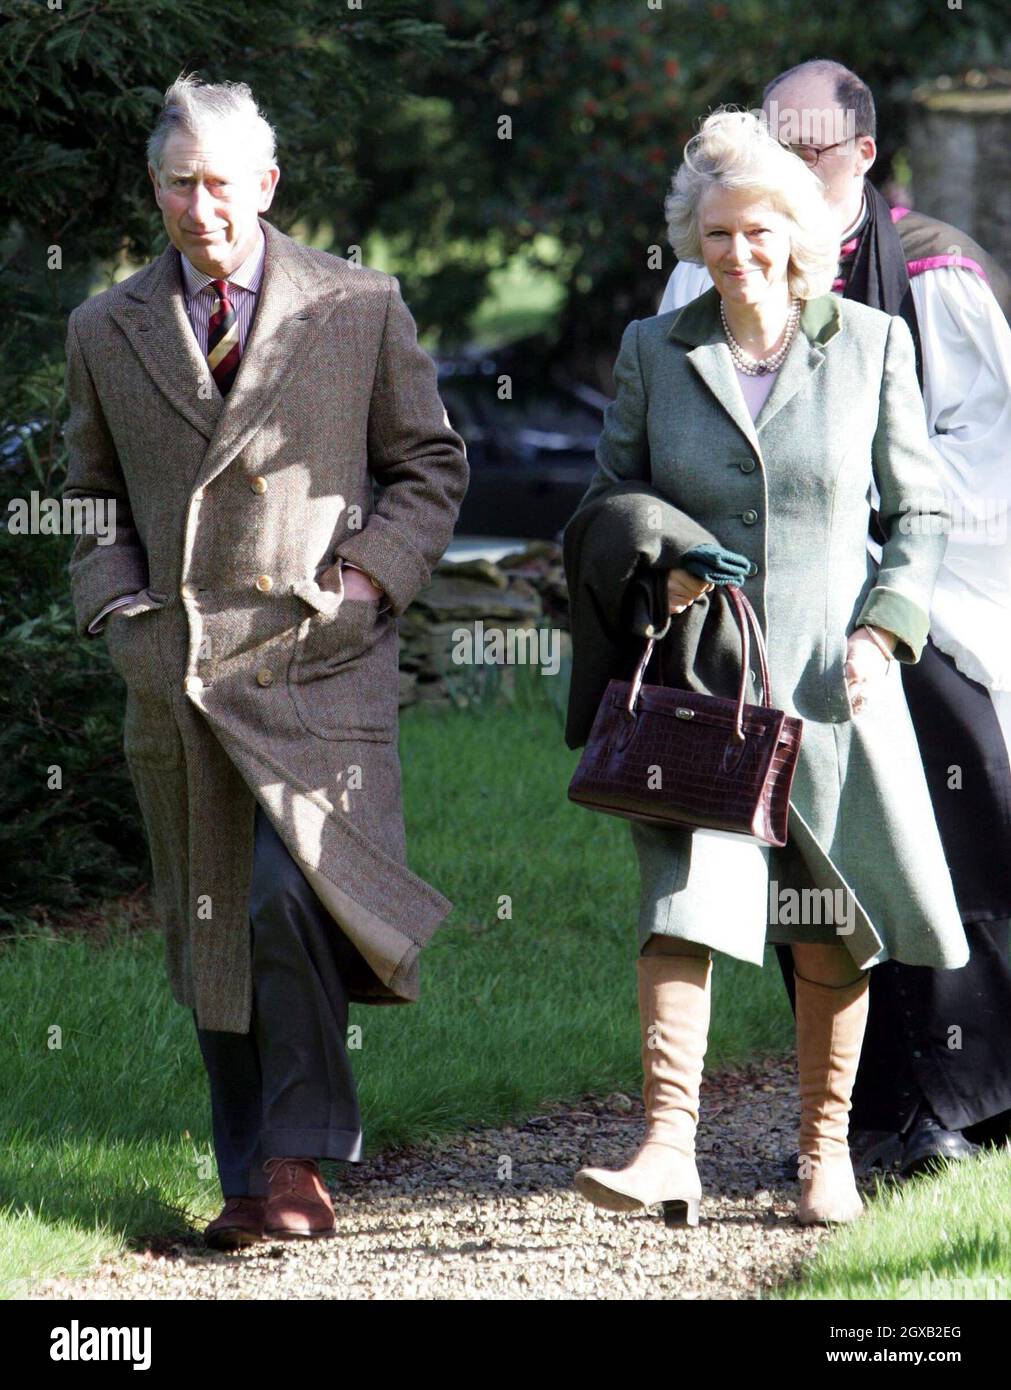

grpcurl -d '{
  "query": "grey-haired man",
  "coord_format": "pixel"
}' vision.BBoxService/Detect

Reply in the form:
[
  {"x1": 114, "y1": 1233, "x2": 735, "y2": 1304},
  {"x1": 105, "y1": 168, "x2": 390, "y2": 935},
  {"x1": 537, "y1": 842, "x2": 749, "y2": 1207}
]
[{"x1": 64, "y1": 76, "x2": 468, "y2": 1246}]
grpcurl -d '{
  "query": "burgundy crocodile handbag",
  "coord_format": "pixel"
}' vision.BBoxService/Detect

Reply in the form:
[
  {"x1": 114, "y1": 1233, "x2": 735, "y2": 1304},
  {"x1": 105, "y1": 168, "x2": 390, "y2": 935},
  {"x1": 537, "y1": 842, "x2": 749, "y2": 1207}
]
[{"x1": 567, "y1": 586, "x2": 803, "y2": 846}]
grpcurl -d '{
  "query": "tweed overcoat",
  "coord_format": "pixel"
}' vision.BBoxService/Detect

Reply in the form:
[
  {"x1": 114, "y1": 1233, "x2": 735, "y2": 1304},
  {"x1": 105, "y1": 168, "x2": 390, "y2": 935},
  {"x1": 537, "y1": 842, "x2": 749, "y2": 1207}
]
[
  {"x1": 63, "y1": 217, "x2": 469, "y2": 1032},
  {"x1": 565, "y1": 287, "x2": 969, "y2": 973}
]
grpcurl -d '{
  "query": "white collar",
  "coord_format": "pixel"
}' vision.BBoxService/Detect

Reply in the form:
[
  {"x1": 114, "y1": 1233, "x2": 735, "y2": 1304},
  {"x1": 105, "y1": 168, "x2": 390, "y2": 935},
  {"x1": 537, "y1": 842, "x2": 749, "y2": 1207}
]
[{"x1": 839, "y1": 191, "x2": 868, "y2": 245}]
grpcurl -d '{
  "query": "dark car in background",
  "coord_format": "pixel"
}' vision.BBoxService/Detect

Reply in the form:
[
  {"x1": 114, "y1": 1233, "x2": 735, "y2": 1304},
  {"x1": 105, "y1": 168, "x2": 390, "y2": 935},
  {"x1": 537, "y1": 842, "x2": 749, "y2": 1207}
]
[{"x1": 437, "y1": 355, "x2": 606, "y2": 542}]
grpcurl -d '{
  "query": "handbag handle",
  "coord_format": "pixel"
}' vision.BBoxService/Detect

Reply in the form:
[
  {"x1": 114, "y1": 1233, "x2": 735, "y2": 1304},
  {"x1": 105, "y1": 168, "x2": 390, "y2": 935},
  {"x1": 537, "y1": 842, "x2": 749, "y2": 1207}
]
[{"x1": 624, "y1": 584, "x2": 773, "y2": 742}]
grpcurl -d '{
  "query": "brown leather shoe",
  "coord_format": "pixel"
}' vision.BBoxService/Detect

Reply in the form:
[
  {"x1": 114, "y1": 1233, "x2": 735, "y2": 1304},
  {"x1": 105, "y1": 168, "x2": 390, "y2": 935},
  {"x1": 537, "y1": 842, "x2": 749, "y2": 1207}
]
[
  {"x1": 204, "y1": 1196, "x2": 266, "y2": 1250},
  {"x1": 263, "y1": 1157, "x2": 337, "y2": 1239}
]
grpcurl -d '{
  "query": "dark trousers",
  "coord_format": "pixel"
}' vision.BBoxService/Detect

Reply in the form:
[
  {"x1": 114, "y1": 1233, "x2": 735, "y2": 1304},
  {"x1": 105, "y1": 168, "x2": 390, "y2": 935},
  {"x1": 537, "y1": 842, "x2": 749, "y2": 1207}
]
[{"x1": 194, "y1": 802, "x2": 365, "y2": 1198}]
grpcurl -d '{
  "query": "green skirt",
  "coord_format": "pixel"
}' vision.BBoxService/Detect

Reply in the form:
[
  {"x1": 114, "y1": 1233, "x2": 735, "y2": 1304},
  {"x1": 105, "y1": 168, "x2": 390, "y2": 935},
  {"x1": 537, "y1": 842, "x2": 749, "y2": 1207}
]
[{"x1": 632, "y1": 821, "x2": 863, "y2": 963}]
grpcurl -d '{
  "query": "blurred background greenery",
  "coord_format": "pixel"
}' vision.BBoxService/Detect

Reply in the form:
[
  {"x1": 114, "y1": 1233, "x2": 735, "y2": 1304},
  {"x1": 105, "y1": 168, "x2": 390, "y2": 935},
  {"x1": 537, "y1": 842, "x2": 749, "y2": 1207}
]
[
  {"x1": 3, "y1": 0, "x2": 1011, "y2": 919},
  {"x1": 3, "y1": 0, "x2": 1011, "y2": 1293},
  {"x1": 5, "y1": 0, "x2": 1011, "y2": 398}
]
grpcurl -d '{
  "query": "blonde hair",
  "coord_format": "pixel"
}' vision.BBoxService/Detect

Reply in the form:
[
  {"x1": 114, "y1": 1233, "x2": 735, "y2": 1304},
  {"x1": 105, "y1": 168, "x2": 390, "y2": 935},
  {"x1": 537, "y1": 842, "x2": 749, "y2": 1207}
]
[{"x1": 664, "y1": 108, "x2": 838, "y2": 300}]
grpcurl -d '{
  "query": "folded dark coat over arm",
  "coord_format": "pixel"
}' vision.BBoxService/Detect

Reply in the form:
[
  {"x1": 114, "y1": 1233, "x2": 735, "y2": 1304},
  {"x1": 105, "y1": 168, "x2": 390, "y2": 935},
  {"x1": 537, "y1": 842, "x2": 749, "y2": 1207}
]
[{"x1": 561, "y1": 481, "x2": 758, "y2": 750}]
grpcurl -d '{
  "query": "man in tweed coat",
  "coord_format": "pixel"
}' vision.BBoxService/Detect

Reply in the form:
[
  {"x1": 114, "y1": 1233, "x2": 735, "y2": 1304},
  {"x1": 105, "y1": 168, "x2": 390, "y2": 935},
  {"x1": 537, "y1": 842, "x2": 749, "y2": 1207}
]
[{"x1": 62, "y1": 76, "x2": 468, "y2": 1247}]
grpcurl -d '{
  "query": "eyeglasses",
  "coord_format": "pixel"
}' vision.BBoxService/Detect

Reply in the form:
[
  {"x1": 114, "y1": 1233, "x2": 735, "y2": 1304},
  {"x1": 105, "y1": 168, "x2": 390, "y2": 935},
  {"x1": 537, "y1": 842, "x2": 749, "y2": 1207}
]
[{"x1": 779, "y1": 137, "x2": 864, "y2": 167}]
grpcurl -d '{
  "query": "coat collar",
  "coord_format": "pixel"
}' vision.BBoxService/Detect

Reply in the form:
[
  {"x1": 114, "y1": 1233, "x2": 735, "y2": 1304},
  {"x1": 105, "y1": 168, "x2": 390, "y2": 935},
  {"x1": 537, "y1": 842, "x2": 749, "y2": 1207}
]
[
  {"x1": 664, "y1": 286, "x2": 842, "y2": 458},
  {"x1": 108, "y1": 218, "x2": 355, "y2": 489}
]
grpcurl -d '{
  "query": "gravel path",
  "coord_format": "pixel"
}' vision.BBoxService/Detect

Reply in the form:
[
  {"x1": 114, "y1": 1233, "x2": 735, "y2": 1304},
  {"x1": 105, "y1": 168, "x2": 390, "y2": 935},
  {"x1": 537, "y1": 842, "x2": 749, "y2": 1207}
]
[{"x1": 32, "y1": 1055, "x2": 867, "y2": 1300}]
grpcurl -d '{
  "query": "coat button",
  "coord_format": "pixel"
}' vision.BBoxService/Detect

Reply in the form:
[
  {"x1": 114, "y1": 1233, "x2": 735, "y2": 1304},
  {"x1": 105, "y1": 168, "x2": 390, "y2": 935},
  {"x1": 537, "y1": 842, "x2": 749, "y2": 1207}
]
[
  {"x1": 184, "y1": 675, "x2": 204, "y2": 694},
  {"x1": 748, "y1": 560, "x2": 759, "y2": 576},
  {"x1": 740, "y1": 459, "x2": 756, "y2": 473},
  {"x1": 250, "y1": 476, "x2": 268, "y2": 494},
  {"x1": 180, "y1": 583, "x2": 195, "y2": 599},
  {"x1": 193, "y1": 486, "x2": 206, "y2": 501},
  {"x1": 255, "y1": 574, "x2": 273, "y2": 593},
  {"x1": 742, "y1": 509, "x2": 759, "y2": 524},
  {"x1": 256, "y1": 668, "x2": 274, "y2": 687}
]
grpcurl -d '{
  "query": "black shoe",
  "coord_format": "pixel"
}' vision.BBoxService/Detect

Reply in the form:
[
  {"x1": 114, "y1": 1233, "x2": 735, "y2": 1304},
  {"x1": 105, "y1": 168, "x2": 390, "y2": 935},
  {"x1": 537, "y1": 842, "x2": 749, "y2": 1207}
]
[
  {"x1": 780, "y1": 1129, "x2": 902, "y2": 1181},
  {"x1": 899, "y1": 1104, "x2": 980, "y2": 1179},
  {"x1": 849, "y1": 1128, "x2": 904, "y2": 1176}
]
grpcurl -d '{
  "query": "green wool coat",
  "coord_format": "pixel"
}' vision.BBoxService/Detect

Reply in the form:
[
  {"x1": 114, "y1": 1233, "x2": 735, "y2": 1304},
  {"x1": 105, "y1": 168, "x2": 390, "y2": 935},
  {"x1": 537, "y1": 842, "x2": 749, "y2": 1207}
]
[{"x1": 563, "y1": 287, "x2": 969, "y2": 972}]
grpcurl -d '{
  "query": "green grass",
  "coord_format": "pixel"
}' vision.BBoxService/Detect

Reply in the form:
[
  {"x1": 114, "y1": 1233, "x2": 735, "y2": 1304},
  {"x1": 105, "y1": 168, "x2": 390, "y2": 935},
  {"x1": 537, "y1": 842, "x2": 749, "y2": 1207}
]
[
  {"x1": 0, "y1": 675, "x2": 792, "y2": 1296},
  {"x1": 770, "y1": 1148, "x2": 1011, "y2": 1300}
]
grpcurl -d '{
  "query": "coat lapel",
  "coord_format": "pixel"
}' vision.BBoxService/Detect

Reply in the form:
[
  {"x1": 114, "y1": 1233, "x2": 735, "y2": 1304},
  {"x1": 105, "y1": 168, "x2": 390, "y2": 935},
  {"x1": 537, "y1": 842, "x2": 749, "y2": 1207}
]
[
  {"x1": 109, "y1": 218, "x2": 356, "y2": 489},
  {"x1": 193, "y1": 219, "x2": 352, "y2": 492},
  {"x1": 193, "y1": 219, "x2": 351, "y2": 492},
  {"x1": 753, "y1": 295, "x2": 840, "y2": 432},
  {"x1": 666, "y1": 287, "x2": 842, "y2": 455},
  {"x1": 109, "y1": 245, "x2": 225, "y2": 440}
]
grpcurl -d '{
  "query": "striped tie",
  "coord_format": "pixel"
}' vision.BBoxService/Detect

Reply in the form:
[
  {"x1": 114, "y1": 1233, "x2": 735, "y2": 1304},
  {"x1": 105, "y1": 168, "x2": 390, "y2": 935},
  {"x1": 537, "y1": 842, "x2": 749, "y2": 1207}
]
[{"x1": 207, "y1": 278, "x2": 241, "y2": 396}]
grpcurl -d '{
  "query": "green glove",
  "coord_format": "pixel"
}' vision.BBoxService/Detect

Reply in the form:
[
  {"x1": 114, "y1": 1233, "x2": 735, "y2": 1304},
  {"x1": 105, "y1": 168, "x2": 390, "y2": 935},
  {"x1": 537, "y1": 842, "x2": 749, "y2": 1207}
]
[{"x1": 679, "y1": 542, "x2": 752, "y2": 587}]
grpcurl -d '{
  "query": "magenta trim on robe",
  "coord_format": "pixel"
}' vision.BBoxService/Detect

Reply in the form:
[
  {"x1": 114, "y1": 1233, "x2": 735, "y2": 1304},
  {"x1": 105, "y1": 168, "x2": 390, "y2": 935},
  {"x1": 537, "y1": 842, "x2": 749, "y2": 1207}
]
[
  {"x1": 892, "y1": 204, "x2": 989, "y2": 282},
  {"x1": 906, "y1": 253, "x2": 989, "y2": 281}
]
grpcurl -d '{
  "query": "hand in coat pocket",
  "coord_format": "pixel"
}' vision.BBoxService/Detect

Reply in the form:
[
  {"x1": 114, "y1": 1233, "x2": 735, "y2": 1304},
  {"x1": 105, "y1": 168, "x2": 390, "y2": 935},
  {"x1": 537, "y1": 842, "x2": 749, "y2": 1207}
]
[
  {"x1": 104, "y1": 594, "x2": 171, "y2": 696},
  {"x1": 289, "y1": 601, "x2": 398, "y2": 742},
  {"x1": 318, "y1": 560, "x2": 383, "y2": 602}
]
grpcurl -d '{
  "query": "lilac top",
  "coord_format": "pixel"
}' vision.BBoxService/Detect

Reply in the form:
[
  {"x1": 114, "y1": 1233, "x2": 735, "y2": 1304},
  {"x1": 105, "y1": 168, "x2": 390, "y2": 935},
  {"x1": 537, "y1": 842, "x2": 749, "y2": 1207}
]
[{"x1": 735, "y1": 366, "x2": 778, "y2": 420}]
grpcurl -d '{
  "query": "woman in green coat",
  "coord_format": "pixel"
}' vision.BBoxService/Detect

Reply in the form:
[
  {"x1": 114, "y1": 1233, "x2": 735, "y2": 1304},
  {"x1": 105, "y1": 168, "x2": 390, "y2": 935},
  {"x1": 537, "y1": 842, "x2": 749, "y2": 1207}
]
[{"x1": 567, "y1": 110, "x2": 967, "y2": 1229}]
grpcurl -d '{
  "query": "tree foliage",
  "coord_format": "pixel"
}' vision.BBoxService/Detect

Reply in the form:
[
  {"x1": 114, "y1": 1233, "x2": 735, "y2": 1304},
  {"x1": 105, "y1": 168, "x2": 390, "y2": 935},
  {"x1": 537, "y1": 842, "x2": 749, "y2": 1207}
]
[
  {"x1": 3, "y1": 0, "x2": 1009, "y2": 919},
  {"x1": 347, "y1": 0, "x2": 1011, "y2": 376},
  {"x1": 0, "y1": 0, "x2": 468, "y2": 411}
]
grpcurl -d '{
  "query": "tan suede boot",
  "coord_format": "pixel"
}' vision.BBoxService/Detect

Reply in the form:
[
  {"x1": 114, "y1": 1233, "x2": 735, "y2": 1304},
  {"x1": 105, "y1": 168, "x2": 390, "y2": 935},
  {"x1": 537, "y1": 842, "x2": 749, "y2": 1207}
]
[
  {"x1": 574, "y1": 953, "x2": 712, "y2": 1226},
  {"x1": 794, "y1": 969, "x2": 870, "y2": 1225}
]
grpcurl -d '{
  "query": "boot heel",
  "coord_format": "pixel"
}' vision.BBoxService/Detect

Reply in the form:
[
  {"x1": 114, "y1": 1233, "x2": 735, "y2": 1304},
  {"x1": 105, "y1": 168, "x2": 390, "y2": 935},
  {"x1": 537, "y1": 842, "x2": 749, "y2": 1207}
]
[
  {"x1": 662, "y1": 1197, "x2": 700, "y2": 1228},
  {"x1": 573, "y1": 955, "x2": 711, "y2": 1226}
]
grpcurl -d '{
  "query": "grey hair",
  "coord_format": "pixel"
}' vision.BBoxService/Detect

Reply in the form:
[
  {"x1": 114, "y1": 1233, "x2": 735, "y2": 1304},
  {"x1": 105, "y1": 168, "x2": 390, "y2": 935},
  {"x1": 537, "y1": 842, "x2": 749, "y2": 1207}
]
[
  {"x1": 147, "y1": 73, "x2": 278, "y2": 174},
  {"x1": 664, "y1": 108, "x2": 839, "y2": 301}
]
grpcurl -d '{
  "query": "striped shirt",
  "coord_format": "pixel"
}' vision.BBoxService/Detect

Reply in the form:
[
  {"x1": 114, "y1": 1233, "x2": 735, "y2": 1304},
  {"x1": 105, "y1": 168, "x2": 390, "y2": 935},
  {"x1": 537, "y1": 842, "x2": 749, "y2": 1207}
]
[{"x1": 179, "y1": 227, "x2": 266, "y2": 356}]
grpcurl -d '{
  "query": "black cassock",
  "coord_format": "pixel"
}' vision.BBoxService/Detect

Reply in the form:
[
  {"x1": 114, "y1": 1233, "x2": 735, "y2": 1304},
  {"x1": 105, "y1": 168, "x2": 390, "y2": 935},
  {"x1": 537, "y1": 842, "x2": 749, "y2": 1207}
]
[
  {"x1": 777, "y1": 638, "x2": 1011, "y2": 1137},
  {"x1": 774, "y1": 190, "x2": 1011, "y2": 1141}
]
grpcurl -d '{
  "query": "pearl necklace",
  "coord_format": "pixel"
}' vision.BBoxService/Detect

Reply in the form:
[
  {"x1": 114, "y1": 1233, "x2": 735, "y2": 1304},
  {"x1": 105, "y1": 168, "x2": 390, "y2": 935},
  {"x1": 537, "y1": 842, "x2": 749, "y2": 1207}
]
[{"x1": 720, "y1": 297, "x2": 802, "y2": 376}]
